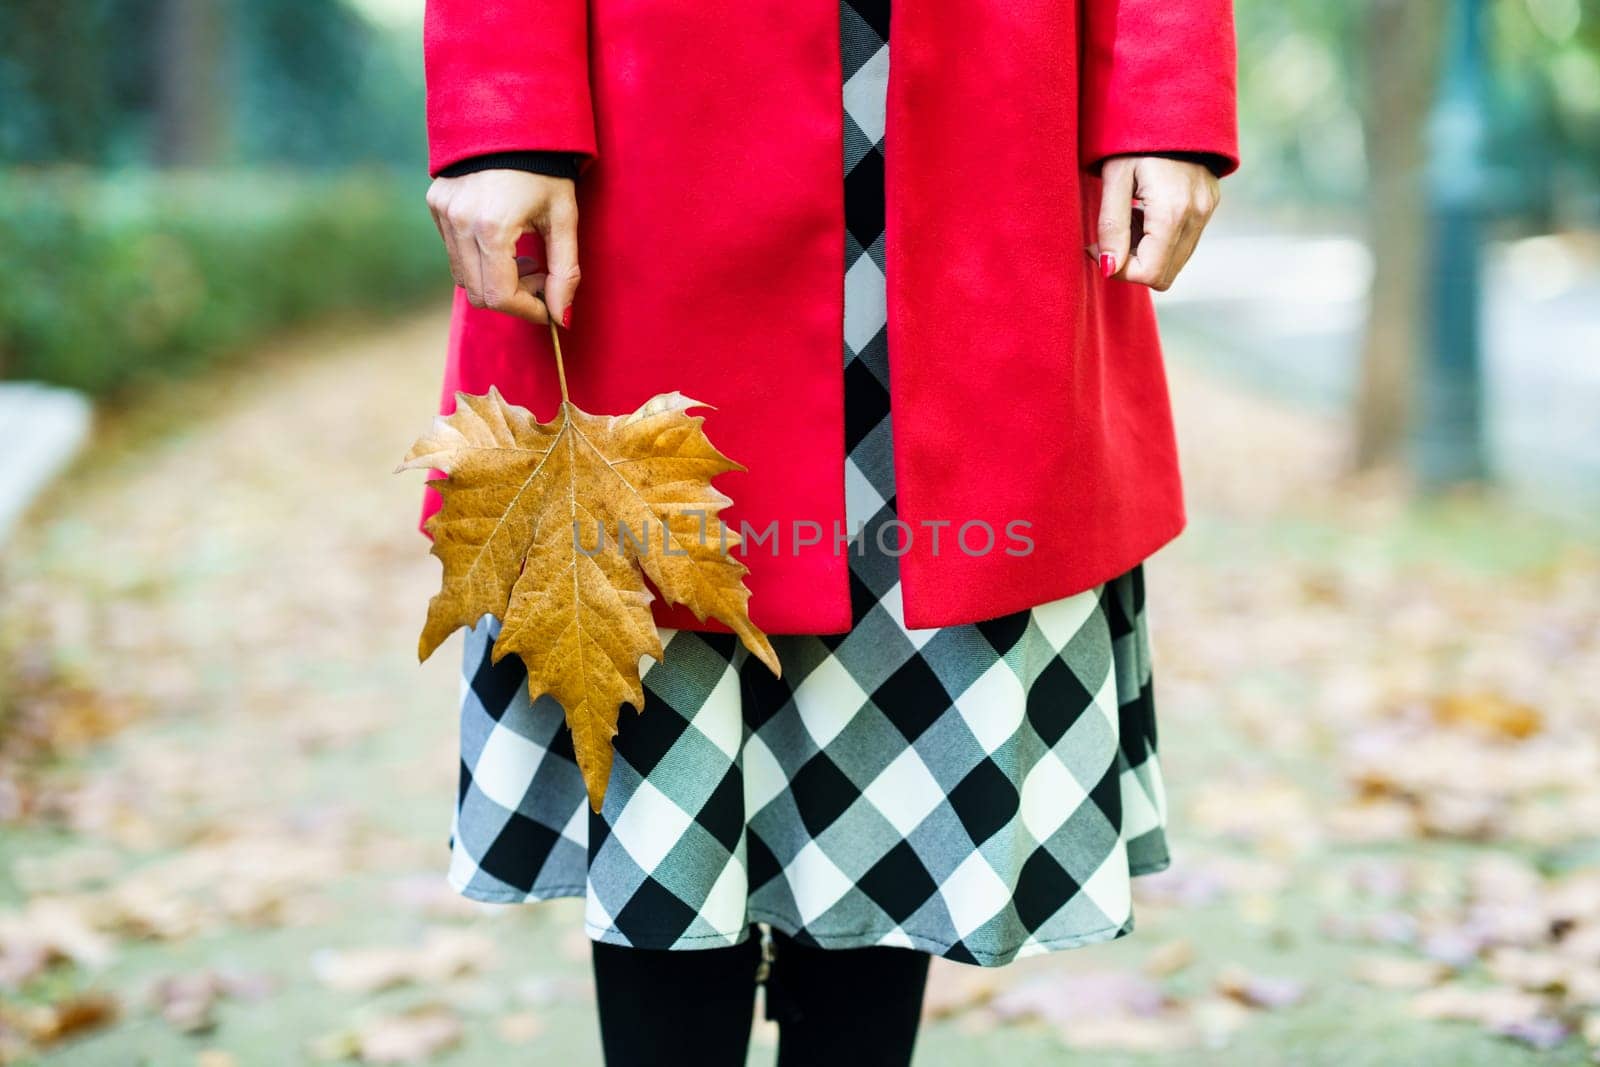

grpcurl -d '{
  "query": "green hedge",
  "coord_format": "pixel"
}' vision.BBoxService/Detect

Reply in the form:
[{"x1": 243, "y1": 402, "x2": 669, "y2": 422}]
[{"x1": 0, "y1": 167, "x2": 447, "y2": 394}]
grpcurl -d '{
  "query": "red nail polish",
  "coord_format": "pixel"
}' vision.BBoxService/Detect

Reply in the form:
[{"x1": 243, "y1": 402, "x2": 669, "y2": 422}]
[
  {"x1": 1100, "y1": 253, "x2": 1116, "y2": 278},
  {"x1": 562, "y1": 305, "x2": 573, "y2": 328}
]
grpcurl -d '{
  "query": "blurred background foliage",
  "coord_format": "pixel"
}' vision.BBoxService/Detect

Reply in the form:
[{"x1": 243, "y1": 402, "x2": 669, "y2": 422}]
[
  {"x1": 0, "y1": 171, "x2": 439, "y2": 393},
  {"x1": 0, "y1": 0, "x2": 424, "y2": 168},
  {"x1": 1233, "y1": 0, "x2": 1600, "y2": 223},
  {"x1": 0, "y1": 0, "x2": 432, "y2": 395}
]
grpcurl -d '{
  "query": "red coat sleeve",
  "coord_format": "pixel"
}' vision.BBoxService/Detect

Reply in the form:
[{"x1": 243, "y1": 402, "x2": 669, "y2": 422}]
[
  {"x1": 423, "y1": 0, "x2": 598, "y2": 177},
  {"x1": 1079, "y1": 0, "x2": 1240, "y2": 177}
]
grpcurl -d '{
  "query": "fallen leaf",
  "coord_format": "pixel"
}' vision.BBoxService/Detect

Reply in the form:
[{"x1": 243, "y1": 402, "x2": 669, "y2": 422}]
[
  {"x1": 1057, "y1": 1014, "x2": 1199, "y2": 1052},
  {"x1": 356, "y1": 1005, "x2": 463, "y2": 1064},
  {"x1": 1432, "y1": 692, "x2": 1543, "y2": 740},
  {"x1": 921, "y1": 958, "x2": 1002, "y2": 1020},
  {"x1": 1409, "y1": 984, "x2": 1549, "y2": 1027},
  {"x1": 989, "y1": 971, "x2": 1168, "y2": 1027},
  {"x1": 1143, "y1": 938, "x2": 1196, "y2": 978},
  {"x1": 0, "y1": 990, "x2": 119, "y2": 1044},
  {"x1": 1351, "y1": 955, "x2": 1451, "y2": 990},
  {"x1": 1214, "y1": 966, "x2": 1309, "y2": 1009},
  {"x1": 1489, "y1": 1015, "x2": 1570, "y2": 1050},
  {"x1": 1485, "y1": 948, "x2": 1574, "y2": 993},
  {"x1": 148, "y1": 972, "x2": 221, "y2": 1033},
  {"x1": 1326, "y1": 800, "x2": 1420, "y2": 844},
  {"x1": 311, "y1": 929, "x2": 494, "y2": 993},
  {"x1": 144, "y1": 969, "x2": 275, "y2": 1034},
  {"x1": 1186, "y1": 993, "x2": 1256, "y2": 1047},
  {"x1": 312, "y1": 1004, "x2": 464, "y2": 1065},
  {"x1": 495, "y1": 1011, "x2": 544, "y2": 1044},
  {"x1": 0, "y1": 898, "x2": 115, "y2": 978},
  {"x1": 400, "y1": 384, "x2": 779, "y2": 809}
]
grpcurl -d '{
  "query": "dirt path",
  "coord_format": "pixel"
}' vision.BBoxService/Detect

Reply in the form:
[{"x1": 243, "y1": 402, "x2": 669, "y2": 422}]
[{"x1": 1, "y1": 310, "x2": 1597, "y2": 1065}]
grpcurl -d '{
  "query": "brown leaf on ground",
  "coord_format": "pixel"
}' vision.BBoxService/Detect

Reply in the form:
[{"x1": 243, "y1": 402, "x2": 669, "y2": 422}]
[
  {"x1": 921, "y1": 958, "x2": 1003, "y2": 1020},
  {"x1": 148, "y1": 973, "x2": 222, "y2": 1033},
  {"x1": 1325, "y1": 799, "x2": 1421, "y2": 844},
  {"x1": 0, "y1": 990, "x2": 119, "y2": 1045},
  {"x1": 1408, "y1": 984, "x2": 1552, "y2": 1027},
  {"x1": 145, "y1": 969, "x2": 277, "y2": 1034},
  {"x1": 311, "y1": 929, "x2": 495, "y2": 994},
  {"x1": 1351, "y1": 955, "x2": 1451, "y2": 990},
  {"x1": 1057, "y1": 1014, "x2": 1200, "y2": 1052},
  {"x1": 989, "y1": 970, "x2": 1169, "y2": 1027},
  {"x1": 0, "y1": 899, "x2": 115, "y2": 983},
  {"x1": 1214, "y1": 966, "x2": 1310, "y2": 1009},
  {"x1": 1431, "y1": 692, "x2": 1543, "y2": 740},
  {"x1": 1143, "y1": 938, "x2": 1196, "y2": 978},
  {"x1": 354, "y1": 1004, "x2": 464, "y2": 1064},
  {"x1": 1484, "y1": 947, "x2": 1578, "y2": 994}
]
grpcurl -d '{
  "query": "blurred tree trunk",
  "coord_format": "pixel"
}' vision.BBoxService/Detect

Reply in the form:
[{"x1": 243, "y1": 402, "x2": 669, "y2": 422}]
[
  {"x1": 1352, "y1": 0, "x2": 1445, "y2": 471},
  {"x1": 153, "y1": 0, "x2": 229, "y2": 166},
  {"x1": 1, "y1": 1, "x2": 117, "y2": 162}
]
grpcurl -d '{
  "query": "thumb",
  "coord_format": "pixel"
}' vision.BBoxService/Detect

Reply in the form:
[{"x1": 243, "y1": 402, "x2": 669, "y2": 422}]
[
  {"x1": 1096, "y1": 157, "x2": 1137, "y2": 279},
  {"x1": 540, "y1": 201, "x2": 582, "y2": 329}
]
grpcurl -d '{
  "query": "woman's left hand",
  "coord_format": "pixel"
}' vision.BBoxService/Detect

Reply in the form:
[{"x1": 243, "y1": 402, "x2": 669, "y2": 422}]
[{"x1": 1092, "y1": 156, "x2": 1221, "y2": 292}]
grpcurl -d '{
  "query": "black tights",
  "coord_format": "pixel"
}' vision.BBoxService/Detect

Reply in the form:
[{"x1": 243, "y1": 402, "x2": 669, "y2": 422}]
[{"x1": 590, "y1": 923, "x2": 931, "y2": 1066}]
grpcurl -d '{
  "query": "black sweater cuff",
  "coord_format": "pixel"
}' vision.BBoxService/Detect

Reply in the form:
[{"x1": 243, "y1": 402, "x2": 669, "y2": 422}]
[
  {"x1": 1125, "y1": 150, "x2": 1233, "y2": 179},
  {"x1": 436, "y1": 151, "x2": 582, "y2": 181}
]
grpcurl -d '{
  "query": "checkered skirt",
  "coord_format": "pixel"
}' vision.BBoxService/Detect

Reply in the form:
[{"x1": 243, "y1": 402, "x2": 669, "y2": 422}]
[{"x1": 445, "y1": 0, "x2": 1171, "y2": 967}]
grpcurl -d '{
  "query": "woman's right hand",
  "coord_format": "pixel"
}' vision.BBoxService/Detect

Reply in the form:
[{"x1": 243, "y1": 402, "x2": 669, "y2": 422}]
[{"x1": 425, "y1": 169, "x2": 580, "y2": 328}]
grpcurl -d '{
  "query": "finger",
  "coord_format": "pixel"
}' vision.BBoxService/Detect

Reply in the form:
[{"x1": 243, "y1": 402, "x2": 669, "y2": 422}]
[
  {"x1": 472, "y1": 231, "x2": 551, "y2": 323},
  {"x1": 495, "y1": 279, "x2": 553, "y2": 323},
  {"x1": 427, "y1": 191, "x2": 467, "y2": 288},
  {"x1": 427, "y1": 205, "x2": 455, "y2": 281},
  {"x1": 449, "y1": 213, "x2": 486, "y2": 306},
  {"x1": 476, "y1": 226, "x2": 525, "y2": 311},
  {"x1": 1122, "y1": 204, "x2": 1184, "y2": 290},
  {"x1": 1163, "y1": 183, "x2": 1220, "y2": 288},
  {"x1": 515, "y1": 274, "x2": 554, "y2": 323},
  {"x1": 435, "y1": 218, "x2": 465, "y2": 288},
  {"x1": 516, "y1": 256, "x2": 554, "y2": 321},
  {"x1": 540, "y1": 200, "x2": 581, "y2": 328},
  {"x1": 1162, "y1": 214, "x2": 1204, "y2": 290},
  {"x1": 521, "y1": 259, "x2": 560, "y2": 321},
  {"x1": 1096, "y1": 158, "x2": 1137, "y2": 278}
]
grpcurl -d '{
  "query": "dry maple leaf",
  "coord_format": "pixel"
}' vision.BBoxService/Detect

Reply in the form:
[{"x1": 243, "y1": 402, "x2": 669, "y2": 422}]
[{"x1": 398, "y1": 336, "x2": 779, "y2": 810}]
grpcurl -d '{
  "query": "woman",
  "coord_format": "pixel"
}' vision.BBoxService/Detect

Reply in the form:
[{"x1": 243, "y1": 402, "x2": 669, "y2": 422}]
[{"x1": 420, "y1": 1, "x2": 1237, "y2": 1063}]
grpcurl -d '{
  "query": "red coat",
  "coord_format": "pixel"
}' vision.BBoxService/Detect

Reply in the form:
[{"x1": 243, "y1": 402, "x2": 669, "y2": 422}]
[{"x1": 420, "y1": 0, "x2": 1239, "y2": 634}]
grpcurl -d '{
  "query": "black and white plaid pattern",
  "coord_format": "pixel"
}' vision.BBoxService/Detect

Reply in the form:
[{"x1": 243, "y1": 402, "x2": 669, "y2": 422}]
[{"x1": 445, "y1": 0, "x2": 1170, "y2": 966}]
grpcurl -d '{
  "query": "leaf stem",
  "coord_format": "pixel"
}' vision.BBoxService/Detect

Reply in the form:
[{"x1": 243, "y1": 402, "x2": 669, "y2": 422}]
[{"x1": 548, "y1": 319, "x2": 570, "y2": 404}]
